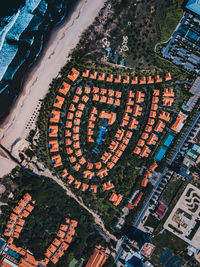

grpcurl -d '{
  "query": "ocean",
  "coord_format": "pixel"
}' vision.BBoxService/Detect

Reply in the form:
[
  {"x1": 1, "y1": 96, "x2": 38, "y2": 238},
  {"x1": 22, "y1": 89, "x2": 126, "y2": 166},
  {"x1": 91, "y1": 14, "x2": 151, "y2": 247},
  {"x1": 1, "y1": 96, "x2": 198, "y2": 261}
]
[{"x1": 0, "y1": 0, "x2": 78, "y2": 122}]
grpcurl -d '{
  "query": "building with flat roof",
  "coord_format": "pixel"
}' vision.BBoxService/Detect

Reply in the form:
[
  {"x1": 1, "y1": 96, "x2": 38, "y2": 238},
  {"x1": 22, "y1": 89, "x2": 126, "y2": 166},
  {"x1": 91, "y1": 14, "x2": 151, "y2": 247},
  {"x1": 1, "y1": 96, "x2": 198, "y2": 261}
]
[{"x1": 186, "y1": 0, "x2": 200, "y2": 16}]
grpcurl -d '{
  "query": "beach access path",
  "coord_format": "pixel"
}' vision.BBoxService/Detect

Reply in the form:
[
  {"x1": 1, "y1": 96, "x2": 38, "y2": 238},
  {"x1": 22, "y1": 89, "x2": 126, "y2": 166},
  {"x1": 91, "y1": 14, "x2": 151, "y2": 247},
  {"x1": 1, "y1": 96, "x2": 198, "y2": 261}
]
[{"x1": 0, "y1": 0, "x2": 107, "y2": 176}]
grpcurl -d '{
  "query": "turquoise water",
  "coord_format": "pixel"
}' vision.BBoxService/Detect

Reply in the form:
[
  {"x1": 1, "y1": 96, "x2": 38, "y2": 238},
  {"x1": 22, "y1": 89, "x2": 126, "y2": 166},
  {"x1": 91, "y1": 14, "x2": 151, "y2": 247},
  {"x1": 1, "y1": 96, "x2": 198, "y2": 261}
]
[
  {"x1": 155, "y1": 146, "x2": 168, "y2": 161},
  {"x1": 164, "y1": 134, "x2": 175, "y2": 147}
]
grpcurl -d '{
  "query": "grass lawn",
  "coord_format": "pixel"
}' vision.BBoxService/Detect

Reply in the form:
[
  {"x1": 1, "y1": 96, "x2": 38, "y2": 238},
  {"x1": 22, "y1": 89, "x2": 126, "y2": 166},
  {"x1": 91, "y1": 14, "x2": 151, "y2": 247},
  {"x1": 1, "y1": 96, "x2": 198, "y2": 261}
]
[{"x1": 158, "y1": 0, "x2": 184, "y2": 42}]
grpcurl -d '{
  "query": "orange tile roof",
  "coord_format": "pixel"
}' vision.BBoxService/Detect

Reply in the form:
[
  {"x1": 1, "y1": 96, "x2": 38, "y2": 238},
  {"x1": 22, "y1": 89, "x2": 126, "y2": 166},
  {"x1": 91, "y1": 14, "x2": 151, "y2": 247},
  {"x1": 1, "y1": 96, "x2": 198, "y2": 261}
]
[
  {"x1": 109, "y1": 193, "x2": 123, "y2": 206},
  {"x1": 69, "y1": 156, "x2": 76, "y2": 164},
  {"x1": 74, "y1": 180, "x2": 81, "y2": 189},
  {"x1": 74, "y1": 118, "x2": 80, "y2": 126},
  {"x1": 66, "y1": 147, "x2": 73, "y2": 155},
  {"x1": 136, "y1": 91, "x2": 145, "y2": 103},
  {"x1": 145, "y1": 125, "x2": 152, "y2": 133},
  {"x1": 141, "y1": 132, "x2": 149, "y2": 140},
  {"x1": 93, "y1": 94, "x2": 99, "y2": 102},
  {"x1": 86, "y1": 246, "x2": 110, "y2": 267},
  {"x1": 108, "y1": 90, "x2": 115, "y2": 97},
  {"x1": 85, "y1": 87, "x2": 91, "y2": 94},
  {"x1": 73, "y1": 126, "x2": 80, "y2": 133},
  {"x1": 82, "y1": 69, "x2": 90, "y2": 77},
  {"x1": 162, "y1": 97, "x2": 174, "y2": 106},
  {"x1": 49, "y1": 140, "x2": 59, "y2": 153},
  {"x1": 147, "y1": 76, "x2": 154, "y2": 84},
  {"x1": 152, "y1": 96, "x2": 159, "y2": 104},
  {"x1": 141, "y1": 178, "x2": 148, "y2": 187},
  {"x1": 140, "y1": 145, "x2": 151, "y2": 157},
  {"x1": 107, "y1": 97, "x2": 114, "y2": 105},
  {"x1": 92, "y1": 87, "x2": 99, "y2": 94},
  {"x1": 65, "y1": 138, "x2": 72, "y2": 146},
  {"x1": 154, "y1": 120, "x2": 165, "y2": 133},
  {"x1": 137, "y1": 139, "x2": 145, "y2": 147},
  {"x1": 79, "y1": 157, "x2": 86, "y2": 165},
  {"x1": 81, "y1": 183, "x2": 89, "y2": 192},
  {"x1": 72, "y1": 134, "x2": 79, "y2": 141},
  {"x1": 133, "y1": 105, "x2": 142, "y2": 117},
  {"x1": 65, "y1": 129, "x2": 72, "y2": 137},
  {"x1": 100, "y1": 96, "x2": 107, "y2": 103},
  {"x1": 61, "y1": 169, "x2": 68, "y2": 178},
  {"x1": 82, "y1": 95, "x2": 89, "y2": 103},
  {"x1": 87, "y1": 136, "x2": 94, "y2": 143},
  {"x1": 171, "y1": 114, "x2": 185, "y2": 132},
  {"x1": 25, "y1": 204, "x2": 34, "y2": 213},
  {"x1": 67, "y1": 175, "x2": 74, "y2": 184},
  {"x1": 98, "y1": 73, "x2": 105, "y2": 81},
  {"x1": 155, "y1": 75, "x2": 162, "y2": 83},
  {"x1": 127, "y1": 98, "x2": 134, "y2": 106},
  {"x1": 115, "y1": 129, "x2": 125, "y2": 141},
  {"x1": 50, "y1": 110, "x2": 60, "y2": 123},
  {"x1": 106, "y1": 74, "x2": 113, "y2": 82},
  {"x1": 53, "y1": 95, "x2": 64, "y2": 109},
  {"x1": 66, "y1": 120, "x2": 72, "y2": 128},
  {"x1": 15, "y1": 225, "x2": 23, "y2": 233},
  {"x1": 139, "y1": 76, "x2": 146, "y2": 84},
  {"x1": 114, "y1": 99, "x2": 121, "y2": 106},
  {"x1": 59, "y1": 82, "x2": 71, "y2": 95},
  {"x1": 149, "y1": 162, "x2": 158, "y2": 172},
  {"x1": 90, "y1": 185, "x2": 97, "y2": 193},
  {"x1": 147, "y1": 118, "x2": 155, "y2": 126},
  {"x1": 69, "y1": 103, "x2": 75, "y2": 112},
  {"x1": 72, "y1": 95, "x2": 79, "y2": 103},
  {"x1": 151, "y1": 104, "x2": 158, "y2": 111},
  {"x1": 149, "y1": 111, "x2": 157, "y2": 118},
  {"x1": 90, "y1": 71, "x2": 98, "y2": 79},
  {"x1": 101, "y1": 152, "x2": 112, "y2": 164},
  {"x1": 147, "y1": 133, "x2": 158, "y2": 145},
  {"x1": 50, "y1": 255, "x2": 59, "y2": 264},
  {"x1": 163, "y1": 88, "x2": 174, "y2": 97},
  {"x1": 114, "y1": 74, "x2": 121, "y2": 83},
  {"x1": 159, "y1": 111, "x2": 170, "y2": 121},
  {"x1": 78, "y1": 103, "x2": 85, "y2": 111},
  {"x1": 45, "y1": 249, "x2": 52, "y2": 259},
  {"x1": 153, "y1": 89, "x2": 159, "y2": 96},
  {"x1": 123, "y1": 76, "x2": 130, "y2": 84},
  {"x1": 128, "y1": 118, "x2": 139, "y2": 130},
  {"x1": 18, "y1": 199, "x2": 26, "y2": 208},
  {"x1": 21, "y1": 210, "x2": 30, "y2": 218},
  {"x1": 107, "y1": 162, "x2": 115, "y2": 169},
  {"x1": 74, "y1": 163, "x2": 81, "y2": 171},
  {"x1": 115, "y1": 149, "x2": 123, "y2": 158},
  {"x1": 48, "y1": 244, "x2": 57, "y2": 254},
  {"x1": 61, "y1": 242, "x2": 69, "y2": 251},
  {"x1": 49, "y1": 125, "x2": 58, "y2": 137},
  {"x1": 64, "y1": 236, "x2": 72, "y2": 244},
  {"x1": 53, "y1": 238, "x2": 61, "y2": 247},
  {"x1": 144, "y1": 170, "x2": 152, "y2": 178},
  {"x1": 51, "y1": 154, "x2": 62, "y2": 168},
  {"x1": 165, "y1": 72, "x2": 171, "y2": 81},
  {"x1": 95, "y1": 162, "x2": 102, "y2": 170},
  {"x1": 102, "y1": 181, "x2": 114, "y2": 192},
  {"x1": 133, "y1": 146, "x2": 141, "y2": 154},
  {"x1": 67, "y1": 68, "x2": 80, "y2": 82},
  {"x1": 119, "y1": 143, "x2": 126, "y2": 151},
  {"x1": 99, "y1": 111, "x2": 116, "y2": 125},
  {"x1": 131, "y1": 76, "x2": 138, "y2": 84},
  {"x1": 115, "y1": 91, "x2": 122, "y2": 98},
  {"x1": 100, "y1": 88, "x2": 107, "y2": 95},
  {"x1": 83, "y1": 171, "x2": 94, "y2": 180},
  {"x1": 76, "y1": 87, "x2": 82, "y2": 95}
]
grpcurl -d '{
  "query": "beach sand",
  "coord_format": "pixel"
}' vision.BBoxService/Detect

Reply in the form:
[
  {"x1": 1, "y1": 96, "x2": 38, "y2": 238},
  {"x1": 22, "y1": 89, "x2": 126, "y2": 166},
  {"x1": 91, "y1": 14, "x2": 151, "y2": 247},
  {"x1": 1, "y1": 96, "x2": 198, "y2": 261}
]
[{"x1": 0, "y1": 0, "x2": 107, "y2": 176}]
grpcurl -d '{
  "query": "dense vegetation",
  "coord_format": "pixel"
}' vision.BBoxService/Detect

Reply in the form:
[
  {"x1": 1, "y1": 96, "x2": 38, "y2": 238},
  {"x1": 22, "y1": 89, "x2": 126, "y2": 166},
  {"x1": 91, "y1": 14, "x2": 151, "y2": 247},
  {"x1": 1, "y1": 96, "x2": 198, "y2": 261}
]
[{"x1": 0, "y1": 169, "x2": 115, "y2": 266}]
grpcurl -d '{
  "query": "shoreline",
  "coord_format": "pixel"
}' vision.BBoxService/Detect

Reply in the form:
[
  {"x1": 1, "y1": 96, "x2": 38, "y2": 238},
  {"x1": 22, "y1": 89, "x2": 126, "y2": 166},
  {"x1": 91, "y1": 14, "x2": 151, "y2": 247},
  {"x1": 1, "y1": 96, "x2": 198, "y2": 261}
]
[{"x1": 0, "y1": 0, "x2": 107, "y2": 176}]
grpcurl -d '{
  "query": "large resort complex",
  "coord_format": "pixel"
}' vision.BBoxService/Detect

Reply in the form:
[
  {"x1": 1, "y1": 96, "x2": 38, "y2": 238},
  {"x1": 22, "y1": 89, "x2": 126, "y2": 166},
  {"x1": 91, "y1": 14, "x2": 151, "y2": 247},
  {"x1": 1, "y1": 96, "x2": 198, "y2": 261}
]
[{"x1": 0, "y1": 0, "x2": 200, "y2": 267}]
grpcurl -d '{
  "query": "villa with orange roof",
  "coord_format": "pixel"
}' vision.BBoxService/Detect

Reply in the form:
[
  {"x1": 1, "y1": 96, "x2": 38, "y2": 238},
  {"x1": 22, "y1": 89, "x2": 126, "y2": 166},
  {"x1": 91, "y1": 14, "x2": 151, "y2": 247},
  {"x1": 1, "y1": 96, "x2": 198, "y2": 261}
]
[
  {"x1": 51, "y1": 154, "x2": 62, "y2": 168},
  {"x1": 129, "y1": 118, "x2": 139, "y2": 130},
  {"x1": 153, "y1": 89, "x2": 159, "y2": 96},
  {"x1": 123, "y1": 76, "x2": 130, "y2": 84},
  {"x1": 165, "y1": 72, "x2": 171, "y2": 81},
  {"x1": 106, "y1": 74, "x2": 113, "y2": 82},
  {"x1": 139, "y1": 76, "x2": 146, "y2": 84},
  {"x1": 90, "y1": 71, "x2": 98, "y2": 79},
  {"x1": 155, "y1": 75, "x2": 162, "y2": 83},
  {"x1": 49, "y1": 140, "x2": 59, "y2": 153},
  {"x1": 82, "y1": 69, "x2": 90, "y2": 77},
  {"x1": 159, "y1": 111, "x2": 170, "y2": 121},
  {"x1": 147, "y1": 76, "x2": 154, "y2": 84},
  {"x1": 171, "y1": 114, "x2": 185, "y2": 132},
  {"x1": 163, "y1": 88, "x2": 174, "y2": 97},
  {"x1": 67, "y1": 68, "x2": 79, "y2": 82},
  {"x1": 140, "y1": 145, "x2": 151, "y2": 157},
  {"x1": 131, "y1": 76, "x2": 138, "y2": 84},
  {"x1": 133, "y1": 105, "x2": 142, "y2": 117},
  {"x1": 149, "y1": 162, "x2": 158, "y2": 172},
  {"x1": 141, "y1": 178, "x2": 148, "y2": 187},
  {"x1": 154, "y1": 120, "x2": 165, "y2": 133},
  {"x1": 86, "y1": 245, "x2": 110, "y2": 267},
  {"x1": 49, "y1": 125, "x2": 58, "y2": 137},
  {"x1": 114, "y1": 74, "x2": 121, "y2": 83},
  {"x1": 136, "y1": 91, "x2": 145, "y2": 103},
  {"x1": 53, "y1": 95, "x2": 64, "y2": 109},
  {"x1": 50, "y1": 110, "x2": 60, "y2": 123},
  {"x1": 59, "y1": 82, "x2": 71, "y2": 95},
  {"x1": 98, "y1": 73, "x2": 105, "y2": 81},
  {"x1": 109, "y1": 193, "x2": 123, "y2": 206},
  {"x1": 133, "y1": 146, "x2": 141, "y2": 155},
  {"x1": 147, "y1": 133, "x2": 158, "y2": 145}
]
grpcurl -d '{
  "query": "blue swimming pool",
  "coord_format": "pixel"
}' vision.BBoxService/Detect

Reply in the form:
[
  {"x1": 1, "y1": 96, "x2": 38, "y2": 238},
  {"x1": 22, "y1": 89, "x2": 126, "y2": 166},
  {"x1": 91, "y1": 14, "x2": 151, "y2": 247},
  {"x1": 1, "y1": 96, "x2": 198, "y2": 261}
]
[
  {"x1": 155, "y1": 146, "x2": 168, "y2": 161},
  {"x1": 164, "y1": 134, "x2": 175, "y2": 147}
]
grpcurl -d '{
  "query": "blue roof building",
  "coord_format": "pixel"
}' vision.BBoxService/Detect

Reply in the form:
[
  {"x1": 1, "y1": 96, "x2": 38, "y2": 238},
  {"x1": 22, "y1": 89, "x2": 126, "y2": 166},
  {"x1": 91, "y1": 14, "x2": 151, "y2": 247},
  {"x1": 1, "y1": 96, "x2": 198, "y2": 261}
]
[{"x1": 186, "y1": 0, "x2": 200, "y2": 16}]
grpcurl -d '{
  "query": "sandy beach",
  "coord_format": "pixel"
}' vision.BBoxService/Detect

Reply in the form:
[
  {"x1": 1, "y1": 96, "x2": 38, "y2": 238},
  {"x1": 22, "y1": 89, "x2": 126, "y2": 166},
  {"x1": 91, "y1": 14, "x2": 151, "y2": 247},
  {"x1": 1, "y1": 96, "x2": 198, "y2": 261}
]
[{"x1": 0, "y1": 0, "x2": 107, "y2": 176}]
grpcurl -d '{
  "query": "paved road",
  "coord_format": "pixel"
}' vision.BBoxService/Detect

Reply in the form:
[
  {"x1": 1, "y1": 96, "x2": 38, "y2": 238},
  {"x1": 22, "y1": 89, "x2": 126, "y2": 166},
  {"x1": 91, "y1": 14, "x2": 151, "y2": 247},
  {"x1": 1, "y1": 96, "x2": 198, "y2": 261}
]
[
  {"x1": 168, "y1": 111, "x2": 200, "y2": 165},
  {"x1": 133, "y1": 168, "x2": 167, "y2": 228}
]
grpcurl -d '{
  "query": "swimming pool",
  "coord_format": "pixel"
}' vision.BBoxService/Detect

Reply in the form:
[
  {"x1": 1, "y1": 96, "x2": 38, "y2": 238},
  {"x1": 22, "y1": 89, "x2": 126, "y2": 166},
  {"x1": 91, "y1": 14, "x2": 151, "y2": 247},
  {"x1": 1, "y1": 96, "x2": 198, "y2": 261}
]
[
  {"x1": 164, "y1": 134, "x2": 175, "y2": 147},
  {"x1": 155, "y1": 146, "x2": 168, "y2": 161}
]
